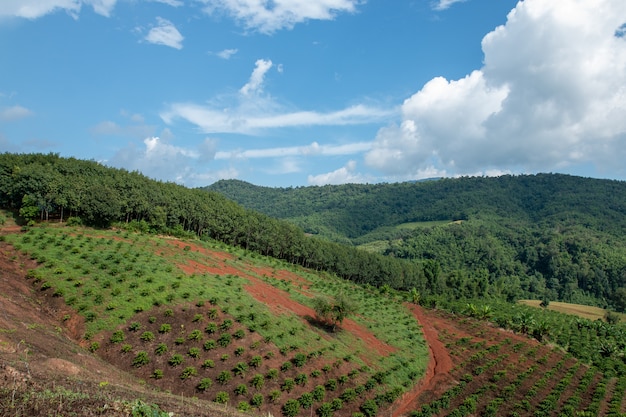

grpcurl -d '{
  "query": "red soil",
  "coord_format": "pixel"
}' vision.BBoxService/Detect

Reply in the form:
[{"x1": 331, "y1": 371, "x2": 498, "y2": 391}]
[
  {"x1": 391, "y1": 304, "x2": 456, "y2": 417},
  {"x1": 171, "y1": 240, "x2": 396, "y2": 357}
]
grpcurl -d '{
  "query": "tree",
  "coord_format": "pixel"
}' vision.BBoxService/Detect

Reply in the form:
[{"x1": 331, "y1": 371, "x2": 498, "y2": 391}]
[{"x1": 312, "y1": 294, "x2": 357, "y2": 331}]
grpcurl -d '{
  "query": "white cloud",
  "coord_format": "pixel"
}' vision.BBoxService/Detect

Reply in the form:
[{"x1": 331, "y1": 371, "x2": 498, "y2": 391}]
[
  {"x1": 91, "y1": 119, "x2": 156, "y2": 138},
  {"x1": 198, "y1": 0, "x2": 360, "y2": 34},
  {"x1": 0, "y1": 0, "x2": 117, "y2": 19},
  {"x1": 307, "y1": 160, "x2": 370, "y2": 185},
  {"x1": 216, "y1": 48, "x2": 238, "y2": 59},
  {"x1": 144, "y1": 17, "x2": 184, "y2": 49},
  {"x1": 162, "y1": 102, "x2": 393, "y2": 134},
  {"x1": 432, "y1": 0, "x2": 466, "y2": 11},
  {"x1": 215, "y1": 141, "x2": 371, "y2": 159},
  {"x1": 0, "y1": 105, "x2": 33, "y2": 121},
  {"x1": 109, "y1": 136, "x2": 220, "y2": 184},
  {"x1": 240, "y1": 59, "x2": 273, "y2": 95},
  {"x1": 366, "y1": 0, "x2": 626, "y2": 179},
  {"x1": 149, "y1": 0, "x2": 184, "y2": 6},
  {"x1": 162, "y1": 59, "x2": 393, "y2": 133}
]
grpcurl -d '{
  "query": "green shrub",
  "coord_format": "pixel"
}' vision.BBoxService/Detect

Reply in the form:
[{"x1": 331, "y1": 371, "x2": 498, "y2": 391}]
[
  {"x1": 202, "y1": 359, "x2": 215, "y2": 369},
  {"x1": 132, "y1": 351, "x2": 150, "y2": 367},
  {"x1": 152, "y1": 369, "x2": 164, "y2": 379},
  {"x1": 140, "y1": 331, "x2": 155, "y2": 342},
  {"x1": 155, "y1": 343, "x2": 168, "y2": 355},
  {"x1": 159, "y1": 324, "x2": 172, "y2": 333},
  {"x1": 251, "y1": 393, "x2": 263, "y2": 408},
  {"x1": 188, "y1": 347, "x2": 201, "y2": 358},
  {"x1": 168, "y1": 354, "x2": 184, "y2": 367},
  {"x1": 234, "y1": 384, "x2": 248, "y2": 396},
  {"x1": 197, "y1": 378, "x2": 213, "y2": 391},
  {"x1": 180, "y1": 366, "x2": 197, "y2": 380},
  {"x1": 282, "y1": 399, "x2": 301, "y2": 417},
  {"x1": 110, "y1": 330, "x2": 125, "y2": 344},
  {"x1": 204, "y1": 339, "x2": 217, "y2": 350},
  {"x1": 188, "y1": 329, "x2": 203, "y2": 341},
  {"x1": 217, "y1": 370, "x2": 232, "y2": 384},
  {"x1": 214, "y1": 391, "x2": 229, "y2": 404},
  {"x1": 250, "y1": 374, "x2": 264, "y2": 389}
]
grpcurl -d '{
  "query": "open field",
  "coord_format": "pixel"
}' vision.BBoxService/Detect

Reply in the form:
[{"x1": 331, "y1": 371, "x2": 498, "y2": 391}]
[{"x1": 519, "y1": 300, "x2": 626, "y2": 323}]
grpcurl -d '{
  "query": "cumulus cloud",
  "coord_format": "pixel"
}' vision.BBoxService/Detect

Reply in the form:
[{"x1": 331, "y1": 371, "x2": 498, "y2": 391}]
[
  {"x1": 109, "y1": 136, "x2": 220, "y2": 184},
  {"x1": 0, "y1": 0, "x2": 117, "y2": 19},
  {"x1": 198, "y1": 0, "x2": 360, "y2": 34},
  {"x1": 366, "y1": 0, "x2": 626, "y2": 179},
  {"x1": 307, "y1": 160, "x2": 370, "y2": 185},
  {"x1": 216, "y1": 48, "x2": 238, "y2": 59},
  {"x1": 0, "y1": 105, "x2": 33, "y2": 121},
  {"x1": 144, "y1": 17, "x2": 184, "y2": 49}
]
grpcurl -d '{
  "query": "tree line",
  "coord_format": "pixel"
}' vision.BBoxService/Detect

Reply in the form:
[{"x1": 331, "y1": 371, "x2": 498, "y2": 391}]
[{"x1": 0, "y1": 153, "x2": 425, "y2": 291}]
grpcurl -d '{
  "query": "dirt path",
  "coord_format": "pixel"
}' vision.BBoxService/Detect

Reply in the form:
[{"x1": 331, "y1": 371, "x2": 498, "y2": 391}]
[{"x1": 391, "y1": 304, "x2": 457, "y2": 417}]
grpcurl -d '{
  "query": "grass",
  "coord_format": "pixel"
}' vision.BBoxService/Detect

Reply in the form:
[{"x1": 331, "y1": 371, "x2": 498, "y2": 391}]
[{"x1": 518, "y1": 300, "x2": 626, "y2": 322}]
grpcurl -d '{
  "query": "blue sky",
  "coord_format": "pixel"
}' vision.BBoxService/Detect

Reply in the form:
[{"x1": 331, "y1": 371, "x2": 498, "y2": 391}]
[{"x1": 1, "y1": 0, "x2": 626, "y2": 187}]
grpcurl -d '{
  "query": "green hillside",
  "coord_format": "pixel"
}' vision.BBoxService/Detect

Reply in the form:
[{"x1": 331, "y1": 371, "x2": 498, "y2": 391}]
[{"x1": 207, "y1": 175, "x2": 626, "y2": 311}]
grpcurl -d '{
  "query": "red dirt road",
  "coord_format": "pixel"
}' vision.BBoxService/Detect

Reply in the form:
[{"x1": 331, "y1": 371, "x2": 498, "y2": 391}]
[{"x1": 391, "y1": 304, "x2": 457, "y2": 417}]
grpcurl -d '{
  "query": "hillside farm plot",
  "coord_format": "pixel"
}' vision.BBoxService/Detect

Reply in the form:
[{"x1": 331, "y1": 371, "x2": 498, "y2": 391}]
[{"x1": 3, "y1": 226, "x2": 428, "y2": 417}]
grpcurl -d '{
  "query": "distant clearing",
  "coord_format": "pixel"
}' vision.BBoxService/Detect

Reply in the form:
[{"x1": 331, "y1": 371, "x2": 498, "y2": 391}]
[{"x1": 519, "y1": 300, "x2": 626, "y2": 322}]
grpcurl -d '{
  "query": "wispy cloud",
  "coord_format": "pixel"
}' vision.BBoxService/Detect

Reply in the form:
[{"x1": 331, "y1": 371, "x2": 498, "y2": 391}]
[
  {"x1": 162, "y1": 102, "x2": 394, "y2": 134},
  {"x1": 0, "y1": 105, "x2": 33, "y2": 121},
  {"x1": 148, "y1": 0, "x2": 183, "y2": 6},
  {"x1": 198, "y1": 0, "x2": 360, "y2": 34},
  {"x1": 0, "y1": 0, "x2": 118, "y2": 20},
  {"x1": 215, "y1": 141, "x2": 372, "y2": 159},
  {"x1": 216, "y1": 48, "x2": 238, "y2": 59},
  {"x1": 432, "y1": 0, "x2": 466, "y2": 11},
  {"x1": 161, "y1": 59, "x2": 394, "y2": 134},
  {"x1": 240, "y1": 59, "x2": 273, "y2": 95},
  {"x1": 144, "y1": 17, "x2": 184, "y2": 49}
]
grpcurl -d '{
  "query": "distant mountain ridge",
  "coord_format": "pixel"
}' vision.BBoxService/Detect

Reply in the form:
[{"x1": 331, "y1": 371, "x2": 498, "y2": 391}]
[{"x1": 205, "y1": 174, "x2": 626, "y2": 241}]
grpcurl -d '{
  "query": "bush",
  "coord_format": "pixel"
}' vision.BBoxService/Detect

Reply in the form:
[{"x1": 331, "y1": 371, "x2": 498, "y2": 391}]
[
  {"x1": 188, "y1": 329, "x2": 203, "y2": 341},
  {"x1": 155, "y1": 343, "x2": 168, "y2": 356},
  {"x1": 312, "y1": 385, "x2": 326, "y2": 402},
  {"x1": 202, "y1": 359, "x2": 215, "y2": 369},
  {"x1": 152, "y1": 369, "x2": 164, "y2": 379},
  {"x1": 282, "y1": 378, "x2": 295, "y2": 393},
  {"x1": 282, "y1": 399, "x2": 301, "y2": 417},
  {"x1": 251, "y1": 393, "x2": 264, "y2": 408},
  {"x1": 180, "y1": 366, "x2": 197, "y2": 380},
  {"x1": 295, "y1": 373, "x2": 308, "y2": 386},
  {"x1": 249, "y1": 355, "x2": 262, "y2": 368},
  {"x1": 234, "y1": 384, "x2": 248, "y2": 395},
  {"x1": 269, "y1": 390, "x2": 282, "y2": 403},
  {"x1": 237, "y1": 401, "x2": 250, "y2": 412},
  {"x1": 299, "y1": 393, "x2": 314, "y2": 409},
  {"x1": 204, "y1": 339, "x2": 217, "y2": 350},
  {"x1": 188, "y1": 347, "x2": 201, "y2": 358},
  {"x1": 140, "y1": 331, "x2": 155, "y2": 342},
  {"x1": 217, "y1": 333, "x2": 232, "y2": 347},
  {"x1": 132, "y1": 351, "x2": 150, "y2": 368},
  {"x1": 110, "y1": 330, "x2": 125, "y2": 344},
  {"x1": 168, "y1": 354, "x2": 184, "y2": 367},
  {"x1": 250, "y1": 374, "x2": 264, "y2": 389},
  {"x1": 205, "y1": 322, "x2": 218, "y2": 334},
  {"x1": 159, "y1": 324, "x2": 172, "y2": 333},
  {"x1": 360, "y1": 400, "x2": 378, "y2": 417},
  {"x1": 214, "y1": 391, "x2": 229, "y2": 404},
  {"x1": 217, "y1": 370, "x2": 232, "y2": 384},
  {"x1": 197, "y1": 378, "x2": 213, "y2": 391}
]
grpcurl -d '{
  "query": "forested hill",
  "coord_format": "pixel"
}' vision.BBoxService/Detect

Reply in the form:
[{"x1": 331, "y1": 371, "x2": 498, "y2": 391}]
[
  {"x1": 205, "y1": 174, "x2": 626, "y2": 241},
  {"x1": 207, "y1": 175, "x2": 626, "y2": 311}
]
